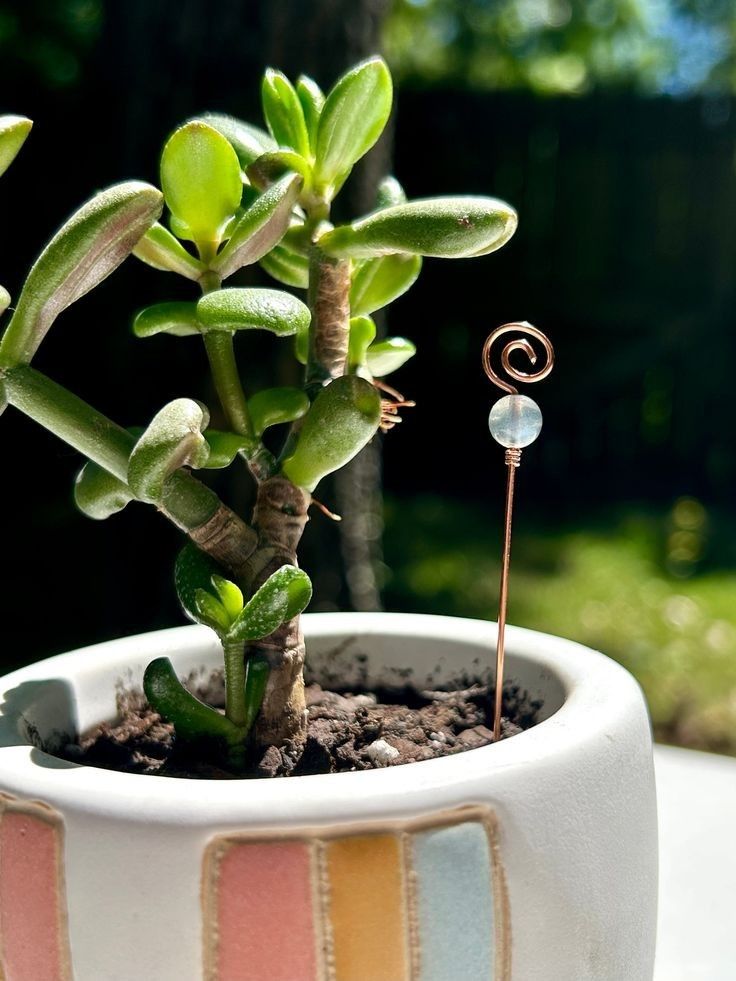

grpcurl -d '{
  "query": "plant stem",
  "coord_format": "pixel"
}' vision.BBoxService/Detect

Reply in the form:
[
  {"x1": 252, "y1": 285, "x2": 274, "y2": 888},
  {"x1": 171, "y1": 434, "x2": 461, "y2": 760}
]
[
  {"x1": 1, "y1": 364, "x2": 258, "y2": 571},
  {"x1": 223, "y1": 639, "x2": 248, "y2": 727},
  {"x1": 305, "y1": 245, "x2": 351, "y2": 398},
  {"x1": 203, "y1": 331, "x2": 254, "y2": 439}
]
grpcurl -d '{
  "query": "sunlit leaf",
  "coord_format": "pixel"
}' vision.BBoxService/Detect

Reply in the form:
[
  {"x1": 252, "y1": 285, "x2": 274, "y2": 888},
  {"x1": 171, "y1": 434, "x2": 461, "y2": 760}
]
[
  {"x1": 262, "y1": 69, "x2": 311, "y2": 158},
  {"x1": 260, "y1": 243, "x2": 309, "y2": 289},
  {"x1": 197, "y1": 112, "x2": 276, "y2": 168},
  {"x1": 74, "y1": 461, "x2": 134, "y2": 520},
  {"x1": 133, "y1": 223, "x2": 205, "y2": 280},
  {"x1": 296, "y1": 75, "x2": 325, "y2": 153},
  {"x1": 0, "y1": 115, "x2": 32, "y2": 177},
  {"x1": 248, "y1": 386, "x2": 309, "y2": 437},
  {"x1": 133, "y1": 301, "x2": 201, "y2": 338},
  {"x1": 366, "y1": 336, "x2": 416, "y2": 376},
  {"x1": 347, "y1": 315, "x2": 376, "y2": 368},
  {"x1": 128, "y1": 398, "x2": 210, "y2": 503},
  {"x1": 350, "y1": 253, "x2": 422, "y2": 316},
  {"x1": 197, "y1": 287, "x2": 310, "y2": 337},
  {"x1": 227, "y1": 565, "x2": 312, "y2": 642}
]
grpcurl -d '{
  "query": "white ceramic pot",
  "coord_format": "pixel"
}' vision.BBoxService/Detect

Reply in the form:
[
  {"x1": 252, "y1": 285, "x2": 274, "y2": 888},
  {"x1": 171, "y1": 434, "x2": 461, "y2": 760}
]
[{"x1": 0, "y1": 613, "x2": 657, "y2": 981}]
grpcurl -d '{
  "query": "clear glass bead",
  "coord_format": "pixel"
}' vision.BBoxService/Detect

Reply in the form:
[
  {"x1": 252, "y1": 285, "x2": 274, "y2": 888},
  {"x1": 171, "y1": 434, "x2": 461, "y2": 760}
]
[{"x1": 488, "y1": 394, "x2": 543, "y2": 448}]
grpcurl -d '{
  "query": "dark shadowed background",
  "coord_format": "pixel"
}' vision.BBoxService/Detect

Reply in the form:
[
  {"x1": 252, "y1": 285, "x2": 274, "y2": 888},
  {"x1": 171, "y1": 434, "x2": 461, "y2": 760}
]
[{"x1": 1, "y1": 0, "x2": 735, "y2": 752}]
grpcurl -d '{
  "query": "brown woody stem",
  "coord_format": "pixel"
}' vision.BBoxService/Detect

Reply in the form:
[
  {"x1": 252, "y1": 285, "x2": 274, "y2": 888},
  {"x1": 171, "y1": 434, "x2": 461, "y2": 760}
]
[
  {"x1": 247, "y1": 476, "x2": 311, "y2": 748},
  {"x1": 305, "y1": 246, "x2": 351, "y2": 398}
]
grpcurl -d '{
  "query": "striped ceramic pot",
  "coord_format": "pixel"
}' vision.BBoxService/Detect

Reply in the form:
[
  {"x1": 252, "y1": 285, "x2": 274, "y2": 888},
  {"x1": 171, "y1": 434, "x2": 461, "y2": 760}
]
[{"x1": 0, "y1": 613, "x2": 658, "y2": 981}]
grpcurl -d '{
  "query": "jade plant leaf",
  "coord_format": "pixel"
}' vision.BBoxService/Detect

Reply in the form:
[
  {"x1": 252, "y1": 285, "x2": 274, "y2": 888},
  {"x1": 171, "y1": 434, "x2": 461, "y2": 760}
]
[
  {"x1": 281, "y1": 375, "x2": 382, "y2": 491},
  {"x1": 0, "y1": 115, "x2": 32, "y2": 177},
  {"x1": 133, "y1": 223, "x2": 205, "y2": 280},
  {"x1": 202, "y1": 430, "x2": 254, "y2": 468},
  {"x1": 128, "y1": 399, "x2": 210, "y2": 503},
  {"x1": 260, "y1": 243, "x2": 309, "y2": 289},
  {"x1": 366, "y1": 337, "x2": 416, "y2": 377},
  {"x1": 375, "y1": 175, "x2": 406, "y2": 209},
  {"x1": 248, "y1": 386, "x2": 310, "y2": 437},
  {"x1": 350, "y1": 253, "x2": 422, "y2": 316},
  {"x1": 0, "y1": 285, "x2": 10, "y2": 316},
  {"x1": 160, "y1": 121, "x2": 242, "y2": 247},
  {"x1": 228, "y1": 565, "x2": 312, "y2": 642},
  {"x1": 197, "y1": 112, "x2": 276, "y2": 169},
  {"x1": 74, "y1": 461, "x2": 134, "y2": 520},
  {"x1": 143, "y1": 656, "x2": 243, "y2": 747},
  {"x1": 211, "y1": 173, "x2": 302, "y2": 280},
  {"x1": 296, "y1": 75, "x2": 325, "y2": 152},
  {"x1": 175, "y1": 543, "x2": 228, "y2": 628},
  {"x1": 197, "y1": 288, "x2": 310, "y2": 338},
  {"x1": 347, "y1": 315, "x2": 377, "y2": 369},
  {"x1": 133, "y1": 301, "x2": 201, "y2": 338},
  {"x1": 318, "y1": 196, "x2": 518, "y2": 260},
  {"x1": 261, "y1": 69, "x2": 311, "y2": 159},
  {"x1": 246, "y1": 150, "x2": 311, "y2": 193},
  {"x1": 313, "y1": 57, "x2": 392, "y2": 195},
  {"x1": 0, "y1": 182, "x2": 163, "y2": 367}
]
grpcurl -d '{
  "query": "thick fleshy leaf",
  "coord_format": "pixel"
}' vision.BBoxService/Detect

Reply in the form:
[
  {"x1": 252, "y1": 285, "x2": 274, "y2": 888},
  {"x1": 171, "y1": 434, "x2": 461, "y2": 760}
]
[
  {"x1": 318, "y1": 196, "x2": 518, "y2": 260},
  {"x1": 175, "y1": 543, "x2": 225, "y2": 626},
  {"x1": 260, "y1": 243, "x2": 309, "y2": 289},
  {"x1": 74, "y1": 461, "x2": 134, "y2": 520},
  {"x1": 366, "y1": 337, "x2": 416, "y2": 377},
  {"x1": 133, "y1": 223, "x2": 205, "y2": 280},
  {"x1": 0, "y1": 115, "x2": 32, "y2": 177},
  {"x1": 314, "y1": 57, "x2": 392, "y2": 193},
  {"x1": 347, "y1": 315, "x2": 376, "y2": 368},
  {"x1": 212, "y1": 173, "x2": 302, "y2": 279},
  {"x1": 375, "y1": 175, "x2": 406, "y2": 209},
  {"x1": 281, "y1": 375, "x2": 381, "y2": 491},
  {"x1": 246, "y1": 150, "x2": 311, "y2": 192},
  {"x1": 350, "y1": 253, "x2": 422, "y2": 316},
  {"x1": 144, "y1": 656, "x2": 244, "y2": 747},
  {"x1": 160, "y1": 122, "x2": 242, "y2": 246},
  {"x1": 0, "y1": 182, "x2": 162, "y2": 367},
  {"x1": 0, "y1": 285, "x2": 10, "y2": 315},
  {"x1": 261, "y1": 69, "x2": 311, "y2": 159},
  {"x1": 133, "y1": 301, "x2": 200, "y2": 338},
  {"x1": 248, "y1": 387, "x2": 309, "y2": 437},
  {"x1": 197, "y1": 113, "x2": 276, "y2": 168},
  {"x1": 228, "y1": 565, "x2": 312, "y2": 642},
  {"x1": 197, "y1": 288, "x2": 310, "y2": 337},
  {"x1": 203, "y1": 430, "x2": 255, "y2": 468},
  {"x1": 128, "y1": 399, "x2": 210, "y2": 503},
  {"x1": 296, "y1": 75, "x2": 325, "y2": 153}
]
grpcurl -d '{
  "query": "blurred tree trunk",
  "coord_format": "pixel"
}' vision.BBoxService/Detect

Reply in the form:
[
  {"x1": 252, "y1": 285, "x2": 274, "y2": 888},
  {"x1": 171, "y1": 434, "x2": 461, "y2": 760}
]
[{"x1": 97, "y1": 0, "x2": 392, "y2": 612}]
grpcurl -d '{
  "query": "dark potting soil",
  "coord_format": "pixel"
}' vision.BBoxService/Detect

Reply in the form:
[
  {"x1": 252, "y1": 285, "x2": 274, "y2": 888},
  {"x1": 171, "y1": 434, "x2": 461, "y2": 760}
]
[{"x1": 59, "y1": 670, "x2": 542, "y2": 779}]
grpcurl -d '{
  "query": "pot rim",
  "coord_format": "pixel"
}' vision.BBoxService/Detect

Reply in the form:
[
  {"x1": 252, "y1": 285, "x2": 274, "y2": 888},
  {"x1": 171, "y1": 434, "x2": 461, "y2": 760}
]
[{"x1": 0, "y1": 612, "x2": 646, "y2": 816}]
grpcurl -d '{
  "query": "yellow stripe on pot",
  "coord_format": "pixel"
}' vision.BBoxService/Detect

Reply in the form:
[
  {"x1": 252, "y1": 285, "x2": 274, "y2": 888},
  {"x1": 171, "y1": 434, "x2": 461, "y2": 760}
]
[{"x1": 323, "y1": 833, "x2": 409, "y2": 981}]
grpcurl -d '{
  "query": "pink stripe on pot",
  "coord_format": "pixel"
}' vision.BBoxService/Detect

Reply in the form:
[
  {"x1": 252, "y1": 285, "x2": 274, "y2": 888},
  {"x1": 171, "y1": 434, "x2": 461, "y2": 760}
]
[
  {"x1": 205, "y1": 839, "x2": 319, "y2": 981},
  {"x1": 0, "y1": 800, "x2": 70, "y2": 981}
]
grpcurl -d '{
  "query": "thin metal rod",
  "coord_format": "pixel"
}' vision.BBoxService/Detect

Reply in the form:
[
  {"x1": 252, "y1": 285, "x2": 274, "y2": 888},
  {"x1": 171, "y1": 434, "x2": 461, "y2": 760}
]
[{"x1": 494, "y1": 447, "x2": 521, "y2": 741}]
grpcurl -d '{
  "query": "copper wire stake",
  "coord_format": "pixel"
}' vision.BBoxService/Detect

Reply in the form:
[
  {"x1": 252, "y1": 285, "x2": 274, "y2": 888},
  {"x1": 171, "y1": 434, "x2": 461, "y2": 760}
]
[{"x1": 482, "y1": 322, "x2": 555, "y2": 742}]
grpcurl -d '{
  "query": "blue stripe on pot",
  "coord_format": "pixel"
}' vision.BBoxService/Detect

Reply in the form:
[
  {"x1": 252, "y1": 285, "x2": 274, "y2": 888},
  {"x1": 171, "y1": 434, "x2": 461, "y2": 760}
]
[{"x1": 411, "y1": 820, "x2": 496, "y2": 981}]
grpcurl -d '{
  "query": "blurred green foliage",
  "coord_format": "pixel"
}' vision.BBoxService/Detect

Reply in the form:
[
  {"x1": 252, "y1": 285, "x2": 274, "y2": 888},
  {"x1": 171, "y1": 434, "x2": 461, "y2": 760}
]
[
  {"x1": 384, "y1": 496, "x2": 736, "y2": 755},
  {"x1": 386, "y1": 0, "x2": 736, "y2": 96}
]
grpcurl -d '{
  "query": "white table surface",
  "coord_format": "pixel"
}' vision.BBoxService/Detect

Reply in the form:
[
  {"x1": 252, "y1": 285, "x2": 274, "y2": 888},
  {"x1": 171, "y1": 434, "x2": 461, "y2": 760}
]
[{"x1": 654, "y1": 745, "x2": 736, "y2": 980}]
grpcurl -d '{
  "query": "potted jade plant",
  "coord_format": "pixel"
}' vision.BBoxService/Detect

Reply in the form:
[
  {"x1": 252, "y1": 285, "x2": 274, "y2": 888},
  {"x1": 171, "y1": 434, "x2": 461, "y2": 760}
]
[{"x1": 0, "y1": 60, "x2": 657, "y2": 981}]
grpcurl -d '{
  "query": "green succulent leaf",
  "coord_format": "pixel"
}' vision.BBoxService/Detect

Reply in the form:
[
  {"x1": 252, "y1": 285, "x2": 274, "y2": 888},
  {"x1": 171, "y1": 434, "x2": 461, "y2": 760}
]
[
  {"x1": 143, "y1": 656, "x2": 244, "y2": 748},
  {"x1": 0, "y1": 182, "x2": 163, "y2": 368},
  {"x1": 348, "y1": 315, "x2": 377, "y2": 368},
  {"x1": 281, "y1": 375, "x2": 381, "y2": 492},
  {"x1": 350, "y1": 253, "x2": 422, "y2": 316},
  {"x1": 203, "y1": 430, "x2": 255, "y2": 468},
  {"x1": 128, "y1": 398, "x2": 210, "y2": 503},
  {"x1": 314, "y1": 57, "x2": 393, "y2": 195},
  {"x1": 133, "y1": 223, "x2": 205, "y2": 280},
  {"x1": 260, "y1": 243, "x2": 310, "y2": 289},
  {"x1": 246, "y1": 150, "x2": 311, "y2": 193},
  {"x1": 0, "y1": 285, "x2": 10, "y2": 316},
  {"x1": 160, "y1": 121, "x2": 242, "y2": 247},
  {"x1": 211, "y1": 574, "x2": 244, "y2": 621},
  {"x1": 227, "y1": 565, "x2": 312, "y2": 643},
  {"x1": 212, "y1": 173, "x2": 302, "y2": 280},
  {"x1": 0, "y1": 115, "x2": 32, "y2": 177},
  {"x1": 296, "y1": 75, "x2": 325, "y2": 153},
  {"x1": 74, "y1": 461, "x2": 134, "y2": 520},
  {"x1": 197, "y1": 112, "x2": 276, "y2": 169},
  {"x1": 318, "y1": 196, "x2": 518, "y2": 260},
  {"x1": 133, "y1": 301, "x2": 201, "y2": 339},
  {"x1": 262, "y1": 69, "x2": 311, "y2": 159},
  {"x1": 197, "y1": 288, "x2": 310, "y2": 338},
  {"x1": 366, "y1": 337, "x2": 416, "y2": 377},
  {"x1": 248, "y1": 386, "x2": 310, "y2": 437},
  {"x1": 175, "y1": 543, "x2": 225, "y2": 625},
  {"x1": 193, "y1": 589, "x2": 232, "y2": 634},
  {"x1": 375, "y1": 175, "x2": 406, "y2": 209}
]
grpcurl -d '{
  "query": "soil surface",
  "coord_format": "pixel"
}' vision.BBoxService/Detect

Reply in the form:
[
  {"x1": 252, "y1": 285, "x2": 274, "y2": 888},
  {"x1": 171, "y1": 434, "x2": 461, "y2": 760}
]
[{"x1": 59, "y1": 671, "x2": 542, "y2": 779}]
